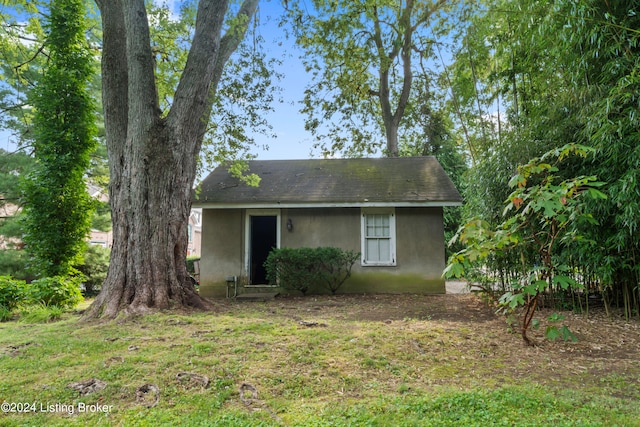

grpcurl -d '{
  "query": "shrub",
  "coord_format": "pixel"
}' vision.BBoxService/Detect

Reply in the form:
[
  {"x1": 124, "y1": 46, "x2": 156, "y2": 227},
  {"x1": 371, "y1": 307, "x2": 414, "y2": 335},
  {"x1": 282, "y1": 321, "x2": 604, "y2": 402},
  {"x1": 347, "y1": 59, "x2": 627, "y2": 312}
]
[
  {"x1": 0, "y1": 276, "x2": 27, "y2": 311},
  {"x1": 26, "y1": 275, "x2": 84, "y2": 309},
  {"x1": 0, "y1": 306, "x2": 12, "y2": 322},
  {"x1": 315, "y1": 247, "x2": 360, "y2": 294},
  {"x1": 265, "y1": 247, "x2": 360, "y2": 295},
  {"x1": 265, "y1": 247, "x2": 318, "y2": 294},
  {"x1": 76, "y1": 245, "x2": 110, "y2": 296}
]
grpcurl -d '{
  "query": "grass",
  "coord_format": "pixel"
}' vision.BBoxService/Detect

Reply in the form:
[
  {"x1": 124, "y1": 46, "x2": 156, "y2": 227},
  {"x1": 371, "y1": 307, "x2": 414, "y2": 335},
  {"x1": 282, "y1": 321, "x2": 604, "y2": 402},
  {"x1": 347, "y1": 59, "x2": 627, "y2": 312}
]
[{"x1": 0, "y1": 295, "x2": 639, "y2": 426}]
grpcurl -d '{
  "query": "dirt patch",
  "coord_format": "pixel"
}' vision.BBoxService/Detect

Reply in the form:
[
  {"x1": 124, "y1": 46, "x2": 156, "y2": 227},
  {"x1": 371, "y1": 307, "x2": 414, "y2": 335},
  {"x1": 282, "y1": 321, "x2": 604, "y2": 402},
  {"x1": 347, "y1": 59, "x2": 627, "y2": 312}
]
[
  {"x1": 218, "y1": 291, "x2": 640, "y2": 397},
  {"x1": 227, "y1": 293, "x2": 500, "y2": 323}
]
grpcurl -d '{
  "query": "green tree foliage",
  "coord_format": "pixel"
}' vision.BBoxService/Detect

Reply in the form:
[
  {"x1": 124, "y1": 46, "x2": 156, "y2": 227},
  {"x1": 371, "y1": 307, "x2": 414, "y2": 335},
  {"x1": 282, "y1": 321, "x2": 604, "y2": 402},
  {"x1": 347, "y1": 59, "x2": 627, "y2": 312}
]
[
  {"x1": 147, "y1": 1, "x2": 280, "y2": 181},
  {"x1": 75, "y1": 245, "x2": 110, "y2": 296},
  {"x1": 447, "y1": 0, "x2": 640, "y2": 318},
  {"x1": 285, "y1": 0, "x2": 456, "y2": 157},
  {"x1": 1, "y1": 2, "x2": 110, "y2": 240},
  {"x1": 0, "y1": 148, "x2": 32, "y2": 190},
  {"x1": 0, "y1": 1, "x2": 45, "y2": 142},
  {"x1": 446, "y1": 145, "x2": 606, "y2": 344},
  {"x1": 21, "y1": 0, "x2": 97, "y2": 277},
  {"x1": 0, "y1": 150, "x2": 34, "y2": 279},
  {"x1": 399, "y1": 110, "x2": 468, "y2": 254}
]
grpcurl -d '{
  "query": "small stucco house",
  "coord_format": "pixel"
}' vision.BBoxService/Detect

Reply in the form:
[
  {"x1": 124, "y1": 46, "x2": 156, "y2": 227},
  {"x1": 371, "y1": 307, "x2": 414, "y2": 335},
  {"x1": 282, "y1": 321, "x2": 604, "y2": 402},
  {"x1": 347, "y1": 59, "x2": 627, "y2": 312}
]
[{"x1": 193, "y1": 157, "x2": 462, "y2": 297}]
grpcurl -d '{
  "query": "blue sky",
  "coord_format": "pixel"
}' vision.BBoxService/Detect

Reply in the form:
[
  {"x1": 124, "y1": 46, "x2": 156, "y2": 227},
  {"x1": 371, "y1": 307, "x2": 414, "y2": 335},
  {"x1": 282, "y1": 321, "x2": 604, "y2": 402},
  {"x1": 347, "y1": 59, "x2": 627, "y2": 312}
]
[
  {"x1": 233, "y1": 0, "x2": 394, "y2": 162},
  {"x1": 246, "y1": 1, "x2": 317, "y2": 161}
]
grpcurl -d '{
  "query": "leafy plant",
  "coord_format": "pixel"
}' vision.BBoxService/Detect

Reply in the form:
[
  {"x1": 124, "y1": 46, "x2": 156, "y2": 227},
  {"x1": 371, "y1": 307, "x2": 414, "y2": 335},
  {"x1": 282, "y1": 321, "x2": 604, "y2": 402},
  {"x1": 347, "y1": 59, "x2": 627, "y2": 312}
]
[
  {"x1": 445, "y1": 144, "x2": 606, "y2": 345},
  {"x1": 314, "y1": 247, "x2": 360, "y2": 295},
  {"x1": 542, "y1": 313, "x2": 577, "y2": 343},
  {"x1": 0, "y1": 305, "x2": 12, "y2": 322},
  {"x1": 448, "y1": 0, "x2": 640, "y2": 320},
  {"x1": 21, "y1": 0, "x2": 97, "y2": 277},
  {"x1": 265, "y1": 247, "x2": 320, "y2": 294},
  {"x1": 0, "y1": 275, "x2": 27, "y2": 311},
  {"x1": 26, "y1": 275, "x2": 84, "y2": 309},
  {"x1": 265, "y1": 247, "x2": 360, "y2": 295}
]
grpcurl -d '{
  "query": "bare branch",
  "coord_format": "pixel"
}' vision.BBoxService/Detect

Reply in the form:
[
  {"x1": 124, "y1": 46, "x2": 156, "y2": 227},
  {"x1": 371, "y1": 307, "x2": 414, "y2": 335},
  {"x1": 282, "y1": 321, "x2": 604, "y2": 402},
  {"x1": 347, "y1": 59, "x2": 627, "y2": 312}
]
[{"x1": 13, "y1": 43, "x2": 47, "y2": 70}]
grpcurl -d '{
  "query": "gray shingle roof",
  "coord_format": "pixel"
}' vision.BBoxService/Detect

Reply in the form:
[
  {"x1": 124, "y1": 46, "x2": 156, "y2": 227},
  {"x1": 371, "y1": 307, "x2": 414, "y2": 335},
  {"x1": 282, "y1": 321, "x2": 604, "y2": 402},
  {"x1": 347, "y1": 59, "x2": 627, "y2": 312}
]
[{"x1": 194, "y1": 157, "x2": 462, "y2": 208}]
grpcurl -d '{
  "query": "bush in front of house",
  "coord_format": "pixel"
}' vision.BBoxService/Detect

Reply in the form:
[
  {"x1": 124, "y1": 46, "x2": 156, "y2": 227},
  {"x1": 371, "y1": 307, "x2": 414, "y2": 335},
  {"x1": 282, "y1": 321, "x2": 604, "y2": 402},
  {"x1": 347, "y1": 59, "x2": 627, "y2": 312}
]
[
  {"x1": 314, "y1": 247, "x2": 360, "y2": 294},
  {"x1": 265, "y1": 247, "x2": 318, "y2": 294},
  {"x1": 265, "y1": 247, "x2": 360, "y2": 295}
]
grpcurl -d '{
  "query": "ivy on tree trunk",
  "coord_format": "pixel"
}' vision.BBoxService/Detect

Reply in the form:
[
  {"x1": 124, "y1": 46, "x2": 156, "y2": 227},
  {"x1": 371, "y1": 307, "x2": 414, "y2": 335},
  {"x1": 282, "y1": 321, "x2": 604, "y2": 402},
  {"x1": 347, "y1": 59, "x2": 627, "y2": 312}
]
[{"x1": 22, "y1": 0, "x2": 97, "y2": 277}]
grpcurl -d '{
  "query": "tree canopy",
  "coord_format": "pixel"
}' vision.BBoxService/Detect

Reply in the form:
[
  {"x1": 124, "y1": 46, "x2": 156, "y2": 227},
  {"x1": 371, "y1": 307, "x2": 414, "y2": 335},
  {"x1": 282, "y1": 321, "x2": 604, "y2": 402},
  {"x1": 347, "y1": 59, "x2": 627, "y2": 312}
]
[
  {"x1": 445, "y1": 0, "x2": 640, "y2": 323},
  {"x1": 285, "y1": 0, "x2": 456, "y2": 157}
]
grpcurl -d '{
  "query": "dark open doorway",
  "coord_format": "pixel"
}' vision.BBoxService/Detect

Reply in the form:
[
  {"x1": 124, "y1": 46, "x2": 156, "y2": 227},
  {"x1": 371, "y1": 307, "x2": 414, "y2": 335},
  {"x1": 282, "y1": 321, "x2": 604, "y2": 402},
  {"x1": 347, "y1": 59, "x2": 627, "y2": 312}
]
[{"x1": 249, "y1": 215, "x2": 277, "y2": 285}]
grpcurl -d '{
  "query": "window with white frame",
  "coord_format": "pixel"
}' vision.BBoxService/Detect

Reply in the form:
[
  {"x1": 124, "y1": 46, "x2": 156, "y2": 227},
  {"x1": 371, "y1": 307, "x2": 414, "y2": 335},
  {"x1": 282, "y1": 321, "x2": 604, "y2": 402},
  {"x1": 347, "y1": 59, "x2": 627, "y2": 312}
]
[{"x1": 361, "y1": 208, "x2": 396, "y2": 266}]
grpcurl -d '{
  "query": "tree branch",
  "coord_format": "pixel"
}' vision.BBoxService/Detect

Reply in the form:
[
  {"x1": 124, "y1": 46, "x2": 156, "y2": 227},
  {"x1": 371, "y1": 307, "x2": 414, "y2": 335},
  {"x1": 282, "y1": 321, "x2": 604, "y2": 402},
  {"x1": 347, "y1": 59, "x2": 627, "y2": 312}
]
[
  {"x1": 168, "y1": 0, "x2": 229, "y2": 133},
  {"x1": 210, "y1": 0, "x2": 259, "y2": 98},
  {"x1": 95, "y1": 0, "x2": 129, "y2": 201},
  {"x1": 13, "y1": 43, "x2": 47, "y2": 70},
  {"x1": 192, "y1": 0, "x2": 259, "y2": 144}
]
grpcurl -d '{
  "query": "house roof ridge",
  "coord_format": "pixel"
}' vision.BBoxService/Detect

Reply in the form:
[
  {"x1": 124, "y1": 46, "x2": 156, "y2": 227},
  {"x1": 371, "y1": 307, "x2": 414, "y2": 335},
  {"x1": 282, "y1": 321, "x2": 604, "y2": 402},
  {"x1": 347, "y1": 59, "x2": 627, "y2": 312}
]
[{"x1": 194, "y1": 156, "x2": 462, "y2": 207}]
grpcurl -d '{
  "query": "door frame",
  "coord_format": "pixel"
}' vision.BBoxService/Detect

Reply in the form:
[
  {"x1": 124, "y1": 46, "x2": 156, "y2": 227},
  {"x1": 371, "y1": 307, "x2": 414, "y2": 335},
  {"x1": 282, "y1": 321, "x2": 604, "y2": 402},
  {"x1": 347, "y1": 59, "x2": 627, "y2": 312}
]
[{"x1": 244, "y1": 209, "x2": 281, "y2": 285}]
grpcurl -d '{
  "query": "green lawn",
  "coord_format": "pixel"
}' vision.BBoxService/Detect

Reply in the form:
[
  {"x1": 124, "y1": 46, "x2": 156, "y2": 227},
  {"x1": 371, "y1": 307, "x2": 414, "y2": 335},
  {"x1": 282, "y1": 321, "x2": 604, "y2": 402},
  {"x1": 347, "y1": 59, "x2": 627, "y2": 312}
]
[{"x1": 1, "y1": 294, "x2": 639, "y2": 426}]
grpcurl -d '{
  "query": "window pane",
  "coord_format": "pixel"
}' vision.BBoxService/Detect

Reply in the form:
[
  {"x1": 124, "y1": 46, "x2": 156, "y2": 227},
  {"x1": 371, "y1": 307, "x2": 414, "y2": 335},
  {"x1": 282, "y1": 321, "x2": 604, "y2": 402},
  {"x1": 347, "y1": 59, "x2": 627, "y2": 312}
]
[
  {"x1": 366, "y1": 239, "x2": 380, "y2": 262},
  {"x1": 378, "y1": 238, "x2": 390, "y2": 261},
  {"x1": 366, "y1": 214, "x2": 389, "y2": 238},
  {"x1": 365, "y1": 237, "x2": 390, "y2": 262}
]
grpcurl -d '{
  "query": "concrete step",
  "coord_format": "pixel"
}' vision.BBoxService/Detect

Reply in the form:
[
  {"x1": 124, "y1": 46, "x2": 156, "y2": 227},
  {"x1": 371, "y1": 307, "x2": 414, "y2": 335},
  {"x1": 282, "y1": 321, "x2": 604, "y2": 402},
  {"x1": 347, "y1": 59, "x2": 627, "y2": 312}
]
[{"x1": 235, "y1": 292, "x2": 279, "y2": 301}]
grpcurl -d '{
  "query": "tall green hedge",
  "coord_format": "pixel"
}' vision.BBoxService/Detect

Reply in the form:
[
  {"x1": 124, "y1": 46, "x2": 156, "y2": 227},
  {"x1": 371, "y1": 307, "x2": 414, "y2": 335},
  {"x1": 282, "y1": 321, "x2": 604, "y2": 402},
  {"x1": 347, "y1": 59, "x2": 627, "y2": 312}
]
[{"x1": 21, "y1": 0, "x2": 97, "y2": 277}]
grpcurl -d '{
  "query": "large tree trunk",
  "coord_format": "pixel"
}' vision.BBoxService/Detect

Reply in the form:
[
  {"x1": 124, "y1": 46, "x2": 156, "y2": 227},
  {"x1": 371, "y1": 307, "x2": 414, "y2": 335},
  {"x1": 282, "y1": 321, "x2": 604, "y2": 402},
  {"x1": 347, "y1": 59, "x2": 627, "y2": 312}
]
[
  {"x1": 85, "y1": 0, "x2": 258, "y2": 319},
  {"x1": 372, "y1": 0, "x2": 415, "y2": 158}
]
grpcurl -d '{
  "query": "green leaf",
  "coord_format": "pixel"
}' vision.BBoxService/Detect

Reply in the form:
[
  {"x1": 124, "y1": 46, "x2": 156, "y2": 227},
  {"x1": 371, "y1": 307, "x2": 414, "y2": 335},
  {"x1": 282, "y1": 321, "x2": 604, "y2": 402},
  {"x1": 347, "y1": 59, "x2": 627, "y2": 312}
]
[
  {"x1": 559, "y1": 325, "x2": 578, "y2": 342},
  {"x1": 546, "y1": 312, "x2": 565, "y2": 323},
  {"x1": 552, "y1": 275, "x2": 580, "y2": 290},
  {"x1": 443, "y1": 261, "x2": 465, "y2": 279},
  {"x1": 545, "y1": 326, "x2": 561, "y2": 342},
  {"x1": 586, "y1": 188, "x2": 608, "y2": 200},
  {"x1": 531, "y1": 318, "x2": 540, "y2": 330},
  {"x1": 499, "y1": 291, "x2": 525, "y2": 309}
]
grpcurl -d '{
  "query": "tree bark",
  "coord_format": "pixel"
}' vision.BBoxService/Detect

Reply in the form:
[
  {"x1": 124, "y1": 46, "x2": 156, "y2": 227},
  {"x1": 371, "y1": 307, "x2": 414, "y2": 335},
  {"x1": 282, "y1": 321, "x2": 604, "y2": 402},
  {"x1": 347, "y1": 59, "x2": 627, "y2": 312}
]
[
  {"x1": 85, "y1": 0, "x2": 258, "y2": 319},
  {"x1": 372, "y1": 0, "x2": 417, "y2": 158}
]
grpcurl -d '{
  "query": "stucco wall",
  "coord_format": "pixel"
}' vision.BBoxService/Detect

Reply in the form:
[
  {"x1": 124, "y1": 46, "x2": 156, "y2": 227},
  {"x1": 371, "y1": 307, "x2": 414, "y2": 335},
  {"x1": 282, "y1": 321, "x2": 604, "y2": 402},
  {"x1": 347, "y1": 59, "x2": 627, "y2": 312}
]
[
  {"x1": 200, "y1": 209, "x2": 244, "y2": 297},
  {"x1": 199, "y1": 206, "x2": 447, "y2": 297},
  {"x1": 280, "y1": 208, "x2": 360, "y2": 251}
]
